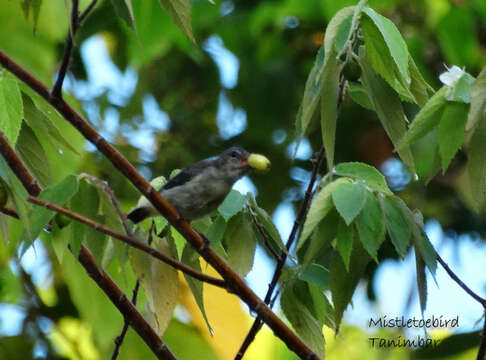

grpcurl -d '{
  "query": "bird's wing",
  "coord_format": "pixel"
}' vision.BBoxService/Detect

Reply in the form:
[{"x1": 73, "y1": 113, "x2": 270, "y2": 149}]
[{"x1": 162, "y1": 159, "x2": 213, "y2": 190}]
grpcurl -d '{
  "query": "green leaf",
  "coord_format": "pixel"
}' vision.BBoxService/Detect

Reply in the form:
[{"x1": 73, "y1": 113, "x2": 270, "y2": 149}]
[
  {"x1": 207, "y1": 215, "x2": 226, "y2": 246},
  {"x1": 96, "y1": 187, "x2": 128, "y2": 268},
  {"x1": 466, "y1": 67, "x2": 486, "y2": 131},
  {"x1": 111, "y1": 0, "x2": 136, "y2": 29},
  {"x1": 130, "y1": 239, "x2": 154, "y2": 307},
  {"x1": 347, "y1": 82, "x2": 374, "y2": 110},
  {"x1": 192, "y1": 215, "x2": 213, "y2": 236},
  {"x1": 323, "y1": 7, "x2": 355, "y2": 55},
  {"x1": 415, "y1": 234, "x2": 436, "y2": 278},
  {"x1": 359, "y1": 49, "x2": 415, "y2": 172},
  {"x1": 131, "y1": 237, "x2": 179, "y2": 336},
  {"x1": 28, "y1": 174, "x2": 78, "y2": 241},
  {"x1": 299, "y1": 263, "x2": 329, "y2": 290},
  {"x1": 320, "y1": 53, "x2": 341, "y2": 170},
  {"x1": 334, "y1": 162, "x2": 392, "y2": 195},
  {"x1": 301, "y1": 210, "x2": 339, "y2": 269},
  {"x1": 0, "y1": 71, "x2": 23, "y2": 146},
  {"x1": 298, "y1": 177, "x2": 349, "y2": 250},
  {"x1": 224, "y1": 212, "x2": 256, "y2": 277},
  {"x1": 20, "y1": 0, "x2": 42, "y2": 33},
  {"x1": 158, "y1": 0, "x2": 195, "y2": 43},
  {"x1": 181, "y1": 244, "x2": 212, "y2": 334},
  {"x1": 319, "y1": 6, "x2": 357, "y2": 170},
  {"x1": 247, "y1": 193, "x2": 284, "y2": 251},
  {"x1": 361, "y1": 9, "x2": 414, "y2": 102},
  {"x1": 151, "y1": 237, "x2": 180, "y2": 336},
  {"x1": 84, "y1": 214, "x2": 108, "y2": 269},
  {"x1": 411, "y1": 128, "x2": 441, "y2": 183},
  {"x1": 445, "y1": 72, "x2": 475, "y2": 103},
  {"x1": 363, "y1": 7, "x2": 410, "y2": 86},
  {"x1": 217, "y1": 190, "x2": 246, "y2": 220},
  {"x1": 335, "y1": 1, "x2": 368, "y2": 56},
  {"x1": 355, "y1": 190, "x2": 385, "y2": 261},
  {"x1": 397, "y1": 87, "x2": 448, "y2": 149},
  {"x1": 336, "y1": 218, "x2": 353, "y2": 271},
  {"x1": 0, "y1": 263, "x2": 22, "y2": 304},
  {"x1": 334, "y1": 11, "x2": 353, "y2": 54},
  {"x1": 467, "y1": 113, "x2": 486, "y2": 210},
  {"x1": 22, "y1": 93, "x2": 79, "y2": 155},
  {"x1": 50, "y1": 222, "x2": 70, "y2": 262},
  {"x1": 307, "y1": 283, "x2": 336, "y2": 331},
  {"x1": 400, "y1": 206, "x2": 437, "y2": 276},
  {"x1": 281, "y1": 282, "x2": 325, "y2": 359},
  {"x1": 288, "y1": 280, "x2": 331, "y2": 331},
  {"x1": 70, "y1": 180, "x2": 104, "y2": 259},
  {"x1": 330, "y1": 235, "x2": 370, "y2": 330},
  {"x1": 438, "y1": 102, "x2": 468, "y2": 172},
  {"x1": 297, "y1": 46, "x2": 325, "y2": 136},
  {"x1": 0, "y1": 157, "x2": 32, "y2": 243},
  {"x1": 331, "y1": 181, "x2": 366, "y2": 225},
  {"x1": 408, "y1": 56, "x2": 431, "y2": 107},
  {"x1": 415, "y1": 248, "x2": 428, "y2": 314},
  {"x1": 163, "y1": 320, "x2": 220, "y2": 360},
  {"x1": 379, "y1": 195, "x2": 411, "y2": 257},
  {"x1": 15, "y1": 122, "x2": 52, "y2": 187}
]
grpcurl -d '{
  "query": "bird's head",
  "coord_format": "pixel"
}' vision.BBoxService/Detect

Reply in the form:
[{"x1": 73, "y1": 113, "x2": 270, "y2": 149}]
[
  {"x1": 217, "y1": 146, "x2": 271, "y2": 183},
  {"x1": 218, "y1": 146, "x2": 251, "y2": 179}
]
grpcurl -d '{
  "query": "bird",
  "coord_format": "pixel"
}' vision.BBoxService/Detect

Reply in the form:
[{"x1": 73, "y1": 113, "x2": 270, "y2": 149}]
[{"x1": 127, "y1": 146, "x2": 270, "y2": 224}]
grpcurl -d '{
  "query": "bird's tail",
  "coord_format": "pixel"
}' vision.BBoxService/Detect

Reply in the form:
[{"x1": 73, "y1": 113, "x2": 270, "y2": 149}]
[{"x1": 127, "y1": 206, "x2": 152, "y2": 224}]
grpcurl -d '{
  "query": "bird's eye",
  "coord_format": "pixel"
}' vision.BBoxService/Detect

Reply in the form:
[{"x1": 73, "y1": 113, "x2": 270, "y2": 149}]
[{"x1": 230, "y1": 151, "x2": 239, "y2": 158}]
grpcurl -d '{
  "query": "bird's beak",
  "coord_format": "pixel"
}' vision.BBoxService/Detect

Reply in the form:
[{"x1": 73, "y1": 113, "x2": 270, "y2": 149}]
[{"x1": 248, "y1": 153, "x2": 271, "y2": 172}]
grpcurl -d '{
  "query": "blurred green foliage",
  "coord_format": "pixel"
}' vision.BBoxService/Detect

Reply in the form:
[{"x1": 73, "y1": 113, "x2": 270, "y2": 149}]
[{"x1": 0, "y1": 0, "x2": 485, "y2": 359}]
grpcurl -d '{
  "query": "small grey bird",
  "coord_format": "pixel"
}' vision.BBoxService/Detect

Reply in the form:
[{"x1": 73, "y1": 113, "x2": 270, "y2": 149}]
[{"x1": 127, "y1": 146, "x2": 270, "y2": 224}]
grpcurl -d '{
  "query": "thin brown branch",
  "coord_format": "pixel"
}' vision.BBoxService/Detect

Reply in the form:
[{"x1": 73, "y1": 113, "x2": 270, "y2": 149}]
[
  {"x1": 478, "y1": 315, "x2": 486, "y2": 360},
  {"x1": 436, "y1": 253, "x2": 486, "y2": 306},
  {"x1": 79, "y1": 0, "x2": 98, "y2": 23},
  {"x1": 0, "y1": 50, "x2": 319, "y2": 359},
  {"x1": 0, "y1": 206, "x2": 20, "y2": 218},
  {"x1": 0, "y1": 128, "x2": 177, "y2": 359},
  {"x1": 235, "y1": 147, "x2": 325, "y2": 359},
  {"x1": 0, "y1": 131, "x2": 41, "y2": 195},
  {"x1": 52, "y1": 0, "x2": 97, "y2": 98},
  {"x1": 27, "y1": 195, "x2": 225, "y2": 288},
  {"x1": 78, "y1": 245, "x2": 177, "y2": 360},
  {"x1": 111, "y1": 280, "x2": 140, "y2": 360},
  {"x1": 111, "y1": 221, "x2": 154, "y2": 359},
  {"x1": 51, "y1": 0, "x2": 79, "y2": 98}
]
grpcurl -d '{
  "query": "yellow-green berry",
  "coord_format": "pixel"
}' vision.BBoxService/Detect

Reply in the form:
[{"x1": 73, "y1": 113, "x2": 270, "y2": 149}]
[{"x1": 248, "y1": 154, "x2": 271, "y2": 172}]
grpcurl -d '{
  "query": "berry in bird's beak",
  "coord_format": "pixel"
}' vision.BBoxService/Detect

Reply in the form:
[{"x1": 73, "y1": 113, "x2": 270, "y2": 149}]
[{"x1": 248, "y1": 154, "x2": 271, "y2": 172}]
